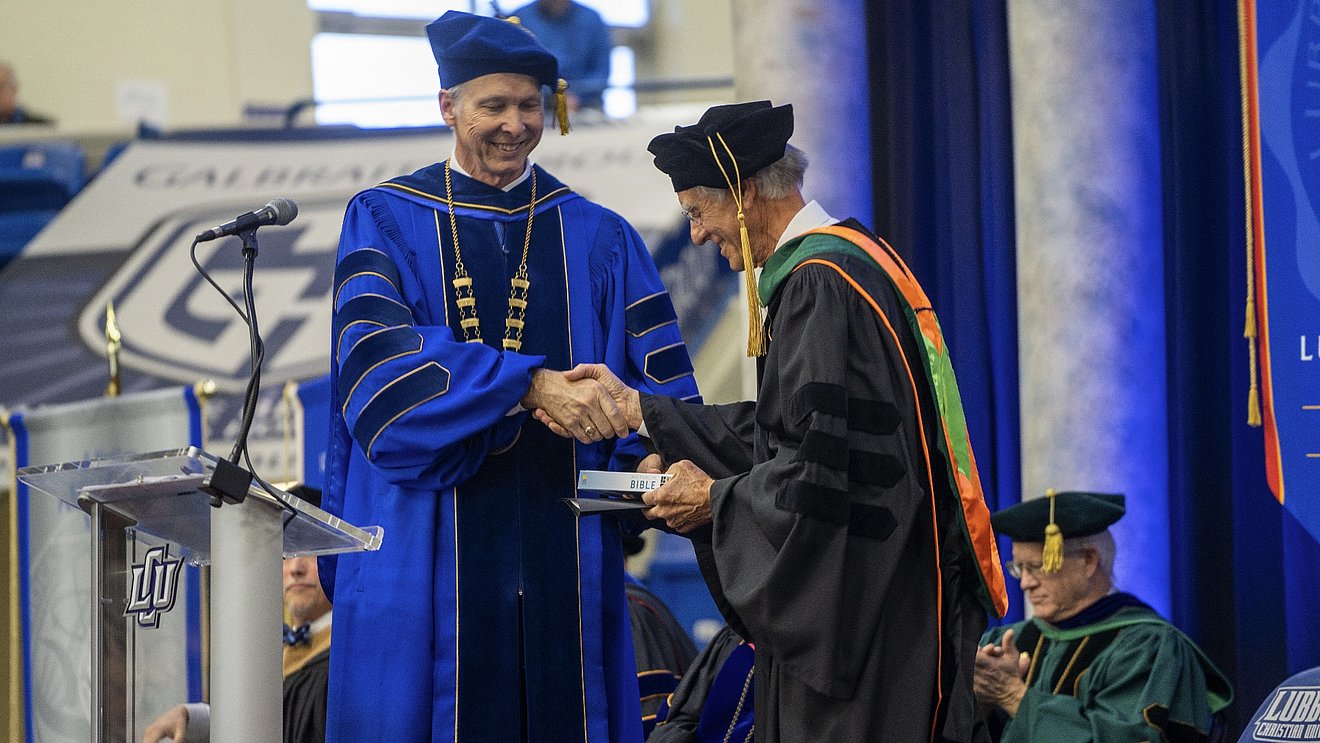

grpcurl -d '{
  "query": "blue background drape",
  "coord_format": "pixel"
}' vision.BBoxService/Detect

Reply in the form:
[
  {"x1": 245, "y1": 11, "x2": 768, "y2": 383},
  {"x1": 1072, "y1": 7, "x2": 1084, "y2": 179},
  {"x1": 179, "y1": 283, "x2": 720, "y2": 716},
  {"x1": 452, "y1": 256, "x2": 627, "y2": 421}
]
[
  {"x1": 867, "y1": 0, "x2": 1320, "y2": 734},
  {"x1": 1156, "y1": 0, "x2": 1320, "y2": 733},
  {"x1": 867, "y1": 0, "x2": 1024, "y2": 624}
]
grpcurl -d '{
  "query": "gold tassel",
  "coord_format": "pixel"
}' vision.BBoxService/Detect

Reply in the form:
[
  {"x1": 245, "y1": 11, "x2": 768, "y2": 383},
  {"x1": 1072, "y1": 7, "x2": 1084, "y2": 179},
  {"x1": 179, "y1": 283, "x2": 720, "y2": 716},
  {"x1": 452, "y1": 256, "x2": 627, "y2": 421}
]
[
  {"x1": 1239, "y1": 0, "x2": 1263, "y2": 429},
  {"x1": 707, "y1": 132, "x2": 765, "y2": 356},
  {"x1": 1246, "y1": 303, "x2": 1262, "y2": 426},
  {"x1": 737, "y1": 214, "x2": 766, "y2": 356},
  {"x1": 1041, "y1": 488, "x2": 1064, "y2": 573},
  {"x1": 555, "y1": 79, "x2": 570, "y2": 136}
]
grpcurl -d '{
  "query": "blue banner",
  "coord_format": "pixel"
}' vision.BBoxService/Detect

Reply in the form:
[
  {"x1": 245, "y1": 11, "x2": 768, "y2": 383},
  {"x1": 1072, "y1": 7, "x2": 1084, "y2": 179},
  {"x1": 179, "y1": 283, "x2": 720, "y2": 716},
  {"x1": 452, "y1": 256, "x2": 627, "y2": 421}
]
[{"x1": 1250, "y1": 0, "x2": 1320, "y2": 544}]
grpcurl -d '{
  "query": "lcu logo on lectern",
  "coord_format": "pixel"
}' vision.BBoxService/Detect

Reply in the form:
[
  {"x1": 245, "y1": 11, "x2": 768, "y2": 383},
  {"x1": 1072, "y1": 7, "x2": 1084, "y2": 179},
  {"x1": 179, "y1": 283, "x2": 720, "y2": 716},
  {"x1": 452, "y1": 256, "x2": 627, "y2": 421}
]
[{"x1": 125, "y1": 545, "x2": 183, "y2": 629}]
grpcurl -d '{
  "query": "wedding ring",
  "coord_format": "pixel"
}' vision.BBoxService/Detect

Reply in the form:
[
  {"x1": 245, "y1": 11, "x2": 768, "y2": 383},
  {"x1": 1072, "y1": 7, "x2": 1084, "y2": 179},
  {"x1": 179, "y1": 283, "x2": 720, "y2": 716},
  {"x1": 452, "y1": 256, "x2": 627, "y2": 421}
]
[{"x1": 584, "y1": 425, "x2": 596, "y2": 435}]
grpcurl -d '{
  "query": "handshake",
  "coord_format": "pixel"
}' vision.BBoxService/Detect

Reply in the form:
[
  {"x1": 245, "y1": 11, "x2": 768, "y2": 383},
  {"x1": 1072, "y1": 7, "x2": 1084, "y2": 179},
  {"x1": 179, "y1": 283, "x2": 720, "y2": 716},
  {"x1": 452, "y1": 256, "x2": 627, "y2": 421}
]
[
  {"x1": 521, "y1": 363, "x2": 642, "y2": 444},
  {"x1": 524, "y1": 363, "x2": 715, "y2": 533}
]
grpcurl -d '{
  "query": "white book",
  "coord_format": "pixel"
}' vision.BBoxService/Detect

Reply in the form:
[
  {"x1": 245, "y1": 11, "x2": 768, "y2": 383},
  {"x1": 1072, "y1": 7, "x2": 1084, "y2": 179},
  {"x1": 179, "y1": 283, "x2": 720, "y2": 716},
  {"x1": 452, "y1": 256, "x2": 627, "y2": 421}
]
[{"x1": 576, "y1": 469, "x2": 671, "y2": 495}]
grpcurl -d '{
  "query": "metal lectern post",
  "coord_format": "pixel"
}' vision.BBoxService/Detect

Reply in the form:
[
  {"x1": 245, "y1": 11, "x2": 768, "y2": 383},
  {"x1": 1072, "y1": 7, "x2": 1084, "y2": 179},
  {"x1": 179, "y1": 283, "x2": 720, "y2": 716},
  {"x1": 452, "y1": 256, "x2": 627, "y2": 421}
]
[
  {"x1": 89, "y1": 502, "x2": 133, "y2": 743},
  {"x1": 210, "y1": 497, "x2": 282, "y2": 743}
]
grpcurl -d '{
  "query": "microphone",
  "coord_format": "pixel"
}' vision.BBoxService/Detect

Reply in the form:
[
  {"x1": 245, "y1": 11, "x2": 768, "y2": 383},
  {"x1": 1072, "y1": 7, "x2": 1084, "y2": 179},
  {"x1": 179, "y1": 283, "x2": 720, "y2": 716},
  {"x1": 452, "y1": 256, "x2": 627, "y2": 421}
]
[{"x1": 195, "y1": 198, "x2": 299, "y2": 242}]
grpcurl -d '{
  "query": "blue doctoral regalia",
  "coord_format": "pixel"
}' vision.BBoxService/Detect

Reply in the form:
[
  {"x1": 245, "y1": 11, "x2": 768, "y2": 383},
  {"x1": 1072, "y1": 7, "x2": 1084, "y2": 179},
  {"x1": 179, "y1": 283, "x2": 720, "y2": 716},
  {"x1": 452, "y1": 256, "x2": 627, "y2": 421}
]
[{"x1": 320, "y1": 161, "x2": 699, "y2": 742}]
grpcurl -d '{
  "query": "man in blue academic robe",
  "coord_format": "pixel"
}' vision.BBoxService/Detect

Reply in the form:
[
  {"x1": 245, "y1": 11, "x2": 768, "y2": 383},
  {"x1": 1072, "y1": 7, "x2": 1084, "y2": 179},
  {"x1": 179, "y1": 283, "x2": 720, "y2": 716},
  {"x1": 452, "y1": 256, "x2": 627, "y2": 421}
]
[{"x1": 319, "y1": 11, "x2": 699, "y2": 742}]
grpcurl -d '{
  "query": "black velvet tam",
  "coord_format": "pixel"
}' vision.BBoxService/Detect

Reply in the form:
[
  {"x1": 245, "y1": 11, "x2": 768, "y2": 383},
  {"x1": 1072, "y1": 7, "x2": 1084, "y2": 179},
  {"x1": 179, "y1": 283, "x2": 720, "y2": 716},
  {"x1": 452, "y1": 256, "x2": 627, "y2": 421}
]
[{"x1": 647, "y1": 101, "x2": 794, "y2": 192}]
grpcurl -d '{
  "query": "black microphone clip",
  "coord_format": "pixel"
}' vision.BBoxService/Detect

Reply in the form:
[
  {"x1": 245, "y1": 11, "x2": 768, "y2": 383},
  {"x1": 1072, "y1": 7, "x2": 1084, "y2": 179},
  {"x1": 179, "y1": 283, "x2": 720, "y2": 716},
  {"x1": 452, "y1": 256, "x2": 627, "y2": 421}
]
[{"x1": 195, "y1": 198, "x2": 299, "y2": 243}]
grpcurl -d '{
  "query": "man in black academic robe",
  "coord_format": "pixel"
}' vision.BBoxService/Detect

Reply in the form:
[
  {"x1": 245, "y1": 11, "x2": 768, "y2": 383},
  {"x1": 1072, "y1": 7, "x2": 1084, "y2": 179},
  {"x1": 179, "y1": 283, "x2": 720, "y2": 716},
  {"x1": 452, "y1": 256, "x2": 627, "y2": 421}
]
[
  {"x1": 141, "y1": 552, "x2": 333, "y2": 743},
  {"x1": 535, "y1": 102, "x2": 1009, "y2": 742}
]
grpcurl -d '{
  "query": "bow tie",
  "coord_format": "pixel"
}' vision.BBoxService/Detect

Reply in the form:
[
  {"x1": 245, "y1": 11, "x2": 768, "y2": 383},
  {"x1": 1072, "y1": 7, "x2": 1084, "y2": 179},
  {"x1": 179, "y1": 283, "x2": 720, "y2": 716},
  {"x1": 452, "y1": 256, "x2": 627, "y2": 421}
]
[{"x1": 283, "y1": 623, "x2": 312, "y2": 646}]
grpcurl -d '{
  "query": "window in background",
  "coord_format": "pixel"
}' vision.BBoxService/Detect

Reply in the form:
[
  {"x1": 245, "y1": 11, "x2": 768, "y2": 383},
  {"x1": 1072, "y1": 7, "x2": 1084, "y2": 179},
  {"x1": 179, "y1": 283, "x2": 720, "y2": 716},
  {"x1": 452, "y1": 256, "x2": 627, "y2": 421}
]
[
  {"x1": 310, "y1": 34, "x2": 442, "y2": 128},
  {"x1": 603, "y1": 46, "x2": 636, "y2": 119},
  {"x1": 308, "y1": 0, "x2": 470, "y2": 18},
  {"x1": 309, "y1": 0, "x2": 647, "y2": 27},
  {"x1": 571, "y1": 0, "x2": 647, "y2": 28},
  {"x1": 308, "y1": 0, "x2": 645, "y2": 128}
]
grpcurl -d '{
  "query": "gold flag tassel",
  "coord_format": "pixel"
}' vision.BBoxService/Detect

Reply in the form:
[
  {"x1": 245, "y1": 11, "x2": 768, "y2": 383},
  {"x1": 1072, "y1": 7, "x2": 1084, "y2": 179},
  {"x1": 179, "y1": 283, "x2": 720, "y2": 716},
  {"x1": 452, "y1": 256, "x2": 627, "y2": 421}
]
[
  {"x1": 104, "y1": 302, "x2": 122, "y2": 397},
  {"x1": 1041, "y1": 488, "x2": 1064, "y2": 573},
  {"x1": 708, "y1": 133, "x2": 766, "y2": 357},
  {"x1": 555, "y1": 79, "x2": 571, "y2": 136},
  {"x1": 1239, "y1": 0, "x2": 1263, "y2": 428}
]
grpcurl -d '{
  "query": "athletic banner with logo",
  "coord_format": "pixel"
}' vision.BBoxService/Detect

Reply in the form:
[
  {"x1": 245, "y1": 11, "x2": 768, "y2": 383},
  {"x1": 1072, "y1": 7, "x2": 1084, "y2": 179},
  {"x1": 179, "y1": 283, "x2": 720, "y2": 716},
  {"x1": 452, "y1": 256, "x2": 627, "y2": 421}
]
[
  {"x1": 6, "y1": 387, "x2": 203, "y2": 743},
  {"x1": 1241, "y1": 0, "x2": 1320, "y2": 544}
]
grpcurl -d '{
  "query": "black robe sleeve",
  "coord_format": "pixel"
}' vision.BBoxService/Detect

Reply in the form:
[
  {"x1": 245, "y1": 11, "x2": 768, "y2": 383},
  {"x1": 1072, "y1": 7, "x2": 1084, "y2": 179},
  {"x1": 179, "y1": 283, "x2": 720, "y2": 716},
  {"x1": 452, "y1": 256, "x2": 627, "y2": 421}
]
[
  {"x1": 640, "y1": 397, "x2": 755, "y2": 479},
  {"x1": 639, "y1": 395, "x2": 758, "y2": 638}
]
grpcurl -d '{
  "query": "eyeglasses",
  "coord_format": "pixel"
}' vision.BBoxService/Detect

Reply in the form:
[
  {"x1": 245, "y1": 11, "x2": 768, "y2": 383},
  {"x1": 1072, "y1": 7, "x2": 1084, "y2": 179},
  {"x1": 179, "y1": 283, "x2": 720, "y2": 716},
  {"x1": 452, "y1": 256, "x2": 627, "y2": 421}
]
[
  {"x1": 1004, "y1": 550, "x2": 1087, "y2": 579},
  {"x1": 679, "y1": 204, "x2": 705, "y2": 227}
]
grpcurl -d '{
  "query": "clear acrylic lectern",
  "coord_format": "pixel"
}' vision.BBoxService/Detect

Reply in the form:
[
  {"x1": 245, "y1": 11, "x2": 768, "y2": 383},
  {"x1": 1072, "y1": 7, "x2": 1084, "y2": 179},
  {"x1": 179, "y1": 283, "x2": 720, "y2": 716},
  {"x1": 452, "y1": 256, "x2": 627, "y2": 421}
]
[{"x1": 16, "y1": 446, "x2": 383, "y2": 743}]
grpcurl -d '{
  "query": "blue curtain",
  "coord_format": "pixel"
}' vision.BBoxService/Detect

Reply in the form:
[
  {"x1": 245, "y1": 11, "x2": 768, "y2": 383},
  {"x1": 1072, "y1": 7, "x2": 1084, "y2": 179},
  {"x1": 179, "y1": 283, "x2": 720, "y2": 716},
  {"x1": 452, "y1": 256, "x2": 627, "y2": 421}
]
[
  {"x1": 868, "y1": 4, "x2": 1320, "y2": 731},
  {"x1": 1156, "y1": 0, "x2": 1320, "y2": 733},
  {"x1": 867, "y1": 1, "x2": 1023, "y2": 623}
]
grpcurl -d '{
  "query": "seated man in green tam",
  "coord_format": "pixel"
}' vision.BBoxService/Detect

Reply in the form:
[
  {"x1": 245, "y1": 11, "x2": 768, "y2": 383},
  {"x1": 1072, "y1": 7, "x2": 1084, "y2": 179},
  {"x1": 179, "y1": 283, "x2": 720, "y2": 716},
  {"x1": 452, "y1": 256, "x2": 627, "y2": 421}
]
[{"x1": 976, "y1": 490, "x2": 1233, "y2": 742}]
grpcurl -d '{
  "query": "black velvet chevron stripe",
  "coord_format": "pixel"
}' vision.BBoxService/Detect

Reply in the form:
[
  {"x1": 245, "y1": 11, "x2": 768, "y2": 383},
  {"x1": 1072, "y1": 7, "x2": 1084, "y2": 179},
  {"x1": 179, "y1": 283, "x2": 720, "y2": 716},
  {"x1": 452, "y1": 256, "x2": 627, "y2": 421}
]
[
  {"x1": 847, "y1": 502, "x2": 898, "y2": 541},
  {"x1": 775, "y1": 480, "x2": 850, "y2": 523},
  {"x1": 788, "y1": 382, "x2": 846, "y2": 425},
  {"x1": 334, "y1": 248, "x2": 402, "y2": 298},
  {"x1": 799, "y1": 429, "x2": 850, "y2": 471},
  {"x1": 848, "y1": 398, "x2": 903, "y2": 434},
  {"x1": 625, "y1": 293, "x2": 679, "y2": 337},
  {"x1": 777, "y1": 482, "x2": 899, "y2": 541},
  {"x1": 352, "y1": 363, "x2": 451, "y2": 458},
  {"x1": 644, "y1": 344, "x2": 694, "y2": 384},
  {"x1": 332, "y1": 295, "x2": 414, "y2": 356},
  {"x1": 636, "y1": 669, "x2": 681, "y2": 700},
  {"x1": 339, "y1": 326, "x2": 422, "y2": 406},
  {"x1": 848, "y1": 450, "x2": 906, "y2": 487}
]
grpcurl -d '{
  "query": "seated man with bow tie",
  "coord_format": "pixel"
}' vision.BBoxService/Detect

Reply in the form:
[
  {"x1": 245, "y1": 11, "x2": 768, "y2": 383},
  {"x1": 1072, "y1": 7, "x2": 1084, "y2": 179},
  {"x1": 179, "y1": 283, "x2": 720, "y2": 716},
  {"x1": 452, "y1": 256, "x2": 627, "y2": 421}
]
[{"x1": 143, "y1": 490, "x2": 333, "y2": 743}]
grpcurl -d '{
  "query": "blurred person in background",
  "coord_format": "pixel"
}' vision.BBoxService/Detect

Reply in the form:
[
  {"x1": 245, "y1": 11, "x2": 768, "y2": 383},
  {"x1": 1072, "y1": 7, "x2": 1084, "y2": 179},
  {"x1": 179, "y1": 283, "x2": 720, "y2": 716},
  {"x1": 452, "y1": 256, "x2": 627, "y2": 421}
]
[
  {"x1": 510, "y1": 0, "x2": 612, "y2": 111},
  {"x1": 0, "y1": 61, "x2": 54, "y2": 125}
]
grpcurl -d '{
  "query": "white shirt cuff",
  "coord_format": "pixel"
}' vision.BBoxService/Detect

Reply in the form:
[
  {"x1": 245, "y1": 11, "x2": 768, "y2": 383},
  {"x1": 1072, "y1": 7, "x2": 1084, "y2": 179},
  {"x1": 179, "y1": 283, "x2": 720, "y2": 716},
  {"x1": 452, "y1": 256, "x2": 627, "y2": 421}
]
[{"x1": 184, "y1": 702, "x2": 211, "y2": 743}]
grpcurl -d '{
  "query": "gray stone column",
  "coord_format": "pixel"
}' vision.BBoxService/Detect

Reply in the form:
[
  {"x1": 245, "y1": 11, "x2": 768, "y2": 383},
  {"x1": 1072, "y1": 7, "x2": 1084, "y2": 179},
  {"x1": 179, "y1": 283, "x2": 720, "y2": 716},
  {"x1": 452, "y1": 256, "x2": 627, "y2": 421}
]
[
  {"x1": 1009, "y1": 1, "x2": 1170, "y2": 613},
  {"x1": 730, "y1": 0, "x2": 872, "y2": 225}
]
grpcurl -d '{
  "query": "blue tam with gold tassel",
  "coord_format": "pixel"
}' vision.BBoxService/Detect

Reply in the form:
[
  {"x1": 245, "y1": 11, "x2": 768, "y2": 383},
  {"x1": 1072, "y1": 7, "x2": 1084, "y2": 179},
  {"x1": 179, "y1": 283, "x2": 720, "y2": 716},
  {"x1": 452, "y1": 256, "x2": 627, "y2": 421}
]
[{"x1": 425, "y1": 10, "x2": 559, "y2": 90}]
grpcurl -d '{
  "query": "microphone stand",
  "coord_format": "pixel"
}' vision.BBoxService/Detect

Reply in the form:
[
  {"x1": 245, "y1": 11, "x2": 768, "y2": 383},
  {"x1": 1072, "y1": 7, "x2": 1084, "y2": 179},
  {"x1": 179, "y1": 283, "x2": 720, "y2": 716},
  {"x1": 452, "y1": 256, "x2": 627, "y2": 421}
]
[{"x1": 207, "y1": 226, "x2": 283, "y2": 743}]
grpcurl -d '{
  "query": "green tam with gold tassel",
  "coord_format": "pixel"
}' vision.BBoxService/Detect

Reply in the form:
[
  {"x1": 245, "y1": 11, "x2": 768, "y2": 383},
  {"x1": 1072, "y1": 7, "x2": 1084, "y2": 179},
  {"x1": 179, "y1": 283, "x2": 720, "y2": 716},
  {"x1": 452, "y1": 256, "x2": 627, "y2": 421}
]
[{"x1": 991, "y1": 490, "x2": 1125, "y2": 574}]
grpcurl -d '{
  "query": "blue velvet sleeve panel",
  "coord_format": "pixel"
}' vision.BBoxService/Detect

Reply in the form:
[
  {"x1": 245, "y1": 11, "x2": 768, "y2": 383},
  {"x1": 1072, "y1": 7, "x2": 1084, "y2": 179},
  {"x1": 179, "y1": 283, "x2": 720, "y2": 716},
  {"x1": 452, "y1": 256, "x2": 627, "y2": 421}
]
[
  {"x1": 332, "y1": 191, "x2": 545, "y2": 490},
  {"x1": 576, "y1": 202, "x2": 701, "y2": 470}
]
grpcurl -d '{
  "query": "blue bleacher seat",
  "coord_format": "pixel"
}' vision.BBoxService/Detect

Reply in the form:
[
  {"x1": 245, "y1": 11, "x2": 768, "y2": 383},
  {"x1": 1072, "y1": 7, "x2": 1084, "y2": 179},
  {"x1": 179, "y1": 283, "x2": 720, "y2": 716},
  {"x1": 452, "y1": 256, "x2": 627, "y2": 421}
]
[
  {"x1": 0, "y1": 209, "x2": 58, "y2": 270},
  {"x1": 0, "y1": 141, "x2": 86, "y2": 213}
]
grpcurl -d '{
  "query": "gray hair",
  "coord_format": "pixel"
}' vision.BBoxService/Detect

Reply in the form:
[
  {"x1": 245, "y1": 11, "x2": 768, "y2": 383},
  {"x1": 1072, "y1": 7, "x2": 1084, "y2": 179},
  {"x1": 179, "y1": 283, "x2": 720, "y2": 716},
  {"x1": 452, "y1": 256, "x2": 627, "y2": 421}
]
[
  {"x1": 443, "y1": 82, "x2": 467, "y2": 106},
  {"x1": 1071, "y1": 529, "x2": 1117, "y2": 582},
  {"x1": 694, "y1": 143, "x2": 809, "y2": 202}
]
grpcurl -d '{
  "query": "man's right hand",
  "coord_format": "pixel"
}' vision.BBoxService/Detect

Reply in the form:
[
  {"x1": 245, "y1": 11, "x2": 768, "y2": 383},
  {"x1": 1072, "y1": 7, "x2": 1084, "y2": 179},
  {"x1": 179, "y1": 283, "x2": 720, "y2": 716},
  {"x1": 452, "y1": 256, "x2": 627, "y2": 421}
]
[
  {"x1": 973, "y1": 628, "x2": 1030, "y2": 717},
  {"x1": 522, "y1": 368, "x2": 629, "y2": 443},
  {"x1": 562, "y1": 364, "x2": 642, "y2": 430},
  {"x1": 142, "y1": 704, "x2": 189, "y2": 743}
]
